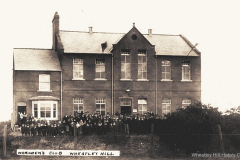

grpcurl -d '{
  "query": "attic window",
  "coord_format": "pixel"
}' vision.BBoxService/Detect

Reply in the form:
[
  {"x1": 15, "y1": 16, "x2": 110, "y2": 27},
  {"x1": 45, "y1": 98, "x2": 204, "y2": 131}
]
[
  {"x1": 101, "y1": 42, "x2": 107, "y2": 52},
  {"x1": 132, "y1": 34, "x2": 137, "y2": 40}
]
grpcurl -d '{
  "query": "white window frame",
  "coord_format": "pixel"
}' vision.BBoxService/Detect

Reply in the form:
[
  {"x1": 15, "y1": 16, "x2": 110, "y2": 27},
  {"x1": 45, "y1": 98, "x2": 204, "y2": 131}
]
[
  {"x1": 95, "y1": 59, "x2": 106, "y2": 79},
  {"x1": 138, "y1": 50, "x2": 147, "y2": 80},
  {"x1": 162, "y1": 98, "x2": 171, "y2": 117},
  {"x1": 182, "y1": 98, "x2": 191, "y2": 109},
  {"x1": 73, "y1": 58, "x2": 84, "y2": 80},
  {"x1": 32, "y1": 101, "x2": 58, "y2": 120},
  {"x1": 138, "y1": 99, "x2": 147, "y2": 114},
  {"x1": 73, "y1": 98, "x2": 84, "y2": 113},
  {"x1": 121, "y1": 50, "x2": 131, "y2": 80},
  {"x1": 39, "y1": 74, "x2": 50, "y2": 91},
  {"x1": 96, "y1": 98, "x2": 106, "y2": 115},
  {"x1": 161, "y1": 60, "x2": 171, "y2": 80},
  {"x1": 182, "y1": 62, "x2": 191, "y2": 81}
]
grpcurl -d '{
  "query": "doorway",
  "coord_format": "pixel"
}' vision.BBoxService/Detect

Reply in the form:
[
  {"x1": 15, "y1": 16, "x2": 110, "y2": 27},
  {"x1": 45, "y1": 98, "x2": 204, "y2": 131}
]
[
  {"x1": 17, "y1": 106, "x2": 26, "y2": 125},
  {"x1": 120, "y1": 98, "x2": 132, "y2": 115},
  {"x1": 121, "y1": 106, "x2": 131, "y2": 115}
]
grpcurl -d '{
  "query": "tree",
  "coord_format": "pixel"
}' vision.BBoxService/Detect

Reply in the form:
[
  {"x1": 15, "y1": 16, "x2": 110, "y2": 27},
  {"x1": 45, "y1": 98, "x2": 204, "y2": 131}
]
[{"x1": 158, "y1": 102, "x2": 221, "y2": 154}]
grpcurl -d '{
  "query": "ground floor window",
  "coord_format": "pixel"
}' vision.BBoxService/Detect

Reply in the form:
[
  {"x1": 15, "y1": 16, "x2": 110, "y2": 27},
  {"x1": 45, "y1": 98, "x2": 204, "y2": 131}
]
[
  {"x1": 32, "y1": 101, "x2": 58, "y2": 120},
  {"x1": 96, "y1": 98, "x2": 106, "y2": 115},
  {"x1": 73, "y1": 98, "x2": 84, "y2": 113},
  {"x1": 162, "y1": 98, "x2": 171, "y2": 117},
  {"x1": 182, "y1": 98, "x2": 191, "y2": 109},
  {"x1": 138, "y1": 99, "x2": 147, "y2": 114}
]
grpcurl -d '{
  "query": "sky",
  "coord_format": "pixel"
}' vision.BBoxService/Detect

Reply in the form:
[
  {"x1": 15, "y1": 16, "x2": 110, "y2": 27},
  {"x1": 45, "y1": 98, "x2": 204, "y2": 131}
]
[{"x1": 1, "y1": 0, "x2": 240, "y2": 121}]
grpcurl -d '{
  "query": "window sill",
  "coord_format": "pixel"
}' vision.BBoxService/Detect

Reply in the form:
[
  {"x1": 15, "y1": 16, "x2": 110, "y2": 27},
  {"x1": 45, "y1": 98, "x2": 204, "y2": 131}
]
[
  {"x1": 181, "y1": 80, "x2": 193, "y2": 82},
  {"x1": 137, "y1": 79, "x2": 149, "y2": 81},
  {"x1": 38, "y1": 117, "x2": 58, "y2": 120},
  {"x1": 120, "y1": 79, "x2": 132, "y2": 81},
  {"x1": 161, "y1": 79, "x2": 173, "y2": 82},
  {"x1": 94, "y1": 78, "x2": 107, "y2": 81},
  {"x1": 72, "y1": 78, "x2": 85, "y2": 81},
  {"x1": 37, "y1": 90, "x2": 52, "y2": 92}
]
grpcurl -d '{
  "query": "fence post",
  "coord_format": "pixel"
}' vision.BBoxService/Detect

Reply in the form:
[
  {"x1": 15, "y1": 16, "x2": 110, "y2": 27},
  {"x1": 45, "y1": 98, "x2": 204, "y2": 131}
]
[
  {"x1": 151, "y1": 123, "x2": 154, "y2": 158},
  {"x1": 3, "y1": 124, "x2": 7, "y2": 158},
  {"x1": 74, "y1": 123, "x2": 77, "y2": 150},
  {"x1": 217, "y1": 124, "x2": 224, "y2": 153}
]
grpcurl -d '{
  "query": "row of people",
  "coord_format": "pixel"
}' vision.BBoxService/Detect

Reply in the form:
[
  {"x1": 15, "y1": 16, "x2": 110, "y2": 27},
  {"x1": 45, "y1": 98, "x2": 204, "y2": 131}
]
[{"x1": 20, "y1": 111, "x2": 159, "y2": 136}]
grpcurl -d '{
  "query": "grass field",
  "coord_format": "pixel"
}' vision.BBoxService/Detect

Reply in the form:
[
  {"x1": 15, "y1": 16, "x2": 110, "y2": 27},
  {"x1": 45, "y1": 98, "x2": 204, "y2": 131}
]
[{"x1": 2, "y1": 127, "x2": 165, "y2": 160}]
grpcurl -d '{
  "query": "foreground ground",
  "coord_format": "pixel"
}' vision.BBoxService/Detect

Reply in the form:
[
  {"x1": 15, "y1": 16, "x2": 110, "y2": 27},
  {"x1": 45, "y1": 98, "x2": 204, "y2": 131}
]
[
  {"x1": 1, "y1": 130, "x2": 240, "y2": 159},
  {"x1": 3, "y1": 130, "x2": 164, "y2": 159}
]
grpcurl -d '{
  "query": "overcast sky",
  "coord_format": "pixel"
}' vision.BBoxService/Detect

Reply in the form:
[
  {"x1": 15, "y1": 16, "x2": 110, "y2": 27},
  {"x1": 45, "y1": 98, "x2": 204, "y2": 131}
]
[{"x1": 1, "y1": 0, "x2": 240, "y2": 121}]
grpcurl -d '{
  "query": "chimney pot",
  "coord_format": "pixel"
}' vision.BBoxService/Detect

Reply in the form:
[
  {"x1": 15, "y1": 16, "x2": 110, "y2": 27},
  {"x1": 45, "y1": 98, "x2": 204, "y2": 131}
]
[
  {"x1": 89, "y1": 27, "x2": 93, "y2": 34},
  {"x1": 148, "y1": 29, "x2": 152, "y2": 36}
]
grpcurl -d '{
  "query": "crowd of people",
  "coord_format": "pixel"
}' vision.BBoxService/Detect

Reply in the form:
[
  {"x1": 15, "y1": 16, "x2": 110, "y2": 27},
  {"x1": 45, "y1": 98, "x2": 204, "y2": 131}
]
[{"x1": 19, "y1": 111, "x2": 159, "y2": 136}]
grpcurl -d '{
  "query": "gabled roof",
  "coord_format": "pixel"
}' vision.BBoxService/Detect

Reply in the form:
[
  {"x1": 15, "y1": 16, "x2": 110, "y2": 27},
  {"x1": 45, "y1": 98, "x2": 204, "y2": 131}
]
[
  {"x1": 144, "y1": 34, "x2": 199, "y2": 56},
  {"x1": 13, "y1": 49, "x2": 61, "y2": 71},
  {"x1": 59, "y1": 30, "x2": 125, "y2": 54},
  {"x1": 115, "y1": 26, "x2": 154, "y2": 48},
  {"x1": 58, "y1": 30, "x2": 200, "y2": 56}
]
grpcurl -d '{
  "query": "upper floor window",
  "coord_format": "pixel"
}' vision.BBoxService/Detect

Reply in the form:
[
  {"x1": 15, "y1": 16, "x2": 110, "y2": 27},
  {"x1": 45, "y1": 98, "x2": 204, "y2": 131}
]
[
  {"x1": 39, "y1": 74, "x2": 50, "y2": 91},
  {"x1": 95, "y1": 59, "x2": 105, "y2": 79},
  {"x1": 162, "y1": 98, "x2": 171, "y2": 117},
  {"x1": 138, "y1": 99, "x2": 147, "y2": 114},
  {"x1": 138, "y1": 50, "x2": 147, "y2": 80},
  {"x1": 182, "y1": 61, "x2": 191, "y2": 81},
  {"x1": 73, "y1": 58, "x2": 83, "y2": 79},
  {"x1": 182, "y1": 98, "x2": 191, "y2": 109},
  {"x1": 161, "y1": 61, "x2": 171, "y2": 80},
  {"x1": 121, "y1": 49, "x2": 131, "y2": 79},
  {"x1": 73, "y1": 98, "x2": 84, "y2": 113},
  {"x1": 96, "y1": 98, "x2": 106, "y2": 115}
]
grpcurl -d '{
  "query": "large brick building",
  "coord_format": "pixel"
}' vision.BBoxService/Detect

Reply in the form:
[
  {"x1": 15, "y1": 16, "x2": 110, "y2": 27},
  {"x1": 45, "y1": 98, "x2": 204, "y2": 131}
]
[{"x1": 13, "y1": 12, "x2": 201, "y2": 125}]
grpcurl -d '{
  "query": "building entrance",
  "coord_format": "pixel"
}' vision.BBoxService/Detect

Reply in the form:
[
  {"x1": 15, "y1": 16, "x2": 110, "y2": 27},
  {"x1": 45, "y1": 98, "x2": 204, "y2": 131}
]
[
  {"x1": 120, "y1": 98, "x2": 132, "y2": 115},
  {"x1": 18, "y1": 106, "x2": 26, "y2": 114},
  {"x1": 121, "y1": 106, "x2": 131, "y2": 115},
  {"x1": 17, "y1": 103, "x2": 26, "y2": 125}
]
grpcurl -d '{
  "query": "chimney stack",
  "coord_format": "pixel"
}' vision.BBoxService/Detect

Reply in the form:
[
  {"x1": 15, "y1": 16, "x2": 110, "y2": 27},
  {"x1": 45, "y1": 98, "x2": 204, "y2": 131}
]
[
  {"x1": 148, "y1": 29, "x2": 152, "y2": 36},
  {"x1": 52, "y1": 12, "x2": 59, "y2": 50},
  {"x1": 89, "y1": 27, "x2": 93, "y2": 34}
]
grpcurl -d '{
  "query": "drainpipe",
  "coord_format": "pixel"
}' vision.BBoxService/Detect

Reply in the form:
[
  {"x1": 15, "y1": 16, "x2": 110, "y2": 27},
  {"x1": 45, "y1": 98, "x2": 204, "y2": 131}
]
[
  {"x1": 155, "y1": 55, "x2": 158, "y2": 115},
  {"x1": 61, "y1": 71, "x2": 63, "y2": 121},
  {"x1": 111, "y1": 53, "x2": 114, "y2": 115}
]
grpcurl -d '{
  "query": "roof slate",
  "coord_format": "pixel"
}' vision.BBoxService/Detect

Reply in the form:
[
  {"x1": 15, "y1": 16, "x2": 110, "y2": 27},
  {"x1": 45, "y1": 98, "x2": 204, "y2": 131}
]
[
  {"x1": 144, "y1": 34, "x2": 199, "y2": 56},
  {"x1": 59, "y1": 31, "x2": 125, "y2": 54},
  {"x1": 13, "y1": 49, "x2": 61, "y2": 71},
  {"x1": 59, "y1": 30, "x2": 199, "y2": 56}
]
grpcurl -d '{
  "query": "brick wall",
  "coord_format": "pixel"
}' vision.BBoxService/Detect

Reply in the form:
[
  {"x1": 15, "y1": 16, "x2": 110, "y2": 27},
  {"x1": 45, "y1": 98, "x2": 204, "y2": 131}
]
[
  {"x1": 61, "y1": 54, "x2": 112, "y2": 115},
  {"x1": 13, "y1": 71, "x2": 61, "y2": 123}
]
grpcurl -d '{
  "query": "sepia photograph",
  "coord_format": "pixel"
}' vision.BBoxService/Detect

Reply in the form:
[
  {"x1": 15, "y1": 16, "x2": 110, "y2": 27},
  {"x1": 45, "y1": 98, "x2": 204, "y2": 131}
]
[{"x1": 1, "y1": 0, "x2": 240, "y2": 159}]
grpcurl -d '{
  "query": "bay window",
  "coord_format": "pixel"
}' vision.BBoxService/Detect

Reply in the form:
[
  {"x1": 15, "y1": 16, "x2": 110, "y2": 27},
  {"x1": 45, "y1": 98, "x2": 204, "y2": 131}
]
[{"x1": 32, "y1": 101, "x2": 58, "y2": 119}]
